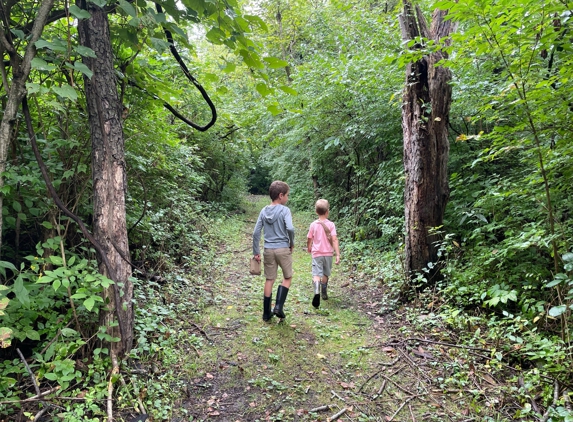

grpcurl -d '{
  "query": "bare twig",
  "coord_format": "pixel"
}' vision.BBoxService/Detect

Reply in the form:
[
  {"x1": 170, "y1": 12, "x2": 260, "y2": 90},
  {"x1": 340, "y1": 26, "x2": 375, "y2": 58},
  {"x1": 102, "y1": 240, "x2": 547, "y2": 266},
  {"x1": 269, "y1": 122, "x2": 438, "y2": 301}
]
[
  {"x1": 409, "y1": 403, "x2": 416, "y2": 421},
  {"x1": 330, "y1": 390, "x2": 345, "y2": 401},
  {"x1": 17, "y1": 348, "x2": 41, "y2": 397},
  {"x1": 328, "y1": 407, "x2": 347, "y2": 421},
  {"x1": 388, "y1": 395, "x2": 422, "y2": 421},
  {"x1": 0, "y1": 387, "x2": 61, "y2": 404},
  {"x1": 309, "y1": 405, "x2": 330, "y2": 412},
  {"x1": 374, "y1": 380, "x2": 387, "y2": 398}
]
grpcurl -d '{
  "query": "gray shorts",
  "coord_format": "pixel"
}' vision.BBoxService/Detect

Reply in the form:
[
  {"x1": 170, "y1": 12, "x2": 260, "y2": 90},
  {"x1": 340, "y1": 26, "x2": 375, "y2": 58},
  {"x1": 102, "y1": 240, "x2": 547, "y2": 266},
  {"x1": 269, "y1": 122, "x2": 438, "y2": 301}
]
[{"x1": 311, "y1": 256, "x2": 333, "y2": 277}]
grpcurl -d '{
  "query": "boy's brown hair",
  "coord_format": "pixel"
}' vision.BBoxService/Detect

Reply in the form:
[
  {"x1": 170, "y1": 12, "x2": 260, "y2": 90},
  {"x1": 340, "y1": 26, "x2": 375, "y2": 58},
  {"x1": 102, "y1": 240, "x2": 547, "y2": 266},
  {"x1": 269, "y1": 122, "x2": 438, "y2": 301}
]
[
  {"x1": 315, "y1": 199, "x2": 329, "y2": 216},
  {"x1": 269, "y1": 181, "x2": 290, "y2": 200}
]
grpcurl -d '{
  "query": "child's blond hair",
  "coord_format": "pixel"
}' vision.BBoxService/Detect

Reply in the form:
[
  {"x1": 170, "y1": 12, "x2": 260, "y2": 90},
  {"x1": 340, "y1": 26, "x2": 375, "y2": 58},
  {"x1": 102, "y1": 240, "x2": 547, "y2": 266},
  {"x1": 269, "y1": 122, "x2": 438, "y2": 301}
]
[{"x1": 315, "y1": 199, "x2": 329, "y2": 216}]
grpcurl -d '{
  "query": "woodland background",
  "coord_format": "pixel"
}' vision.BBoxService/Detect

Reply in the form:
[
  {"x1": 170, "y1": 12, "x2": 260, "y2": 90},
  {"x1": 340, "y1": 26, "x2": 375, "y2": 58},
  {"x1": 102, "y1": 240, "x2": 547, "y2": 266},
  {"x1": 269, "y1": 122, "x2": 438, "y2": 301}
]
[{"x1": 0, "y1": 0, "x2": 572, "y2": 420}]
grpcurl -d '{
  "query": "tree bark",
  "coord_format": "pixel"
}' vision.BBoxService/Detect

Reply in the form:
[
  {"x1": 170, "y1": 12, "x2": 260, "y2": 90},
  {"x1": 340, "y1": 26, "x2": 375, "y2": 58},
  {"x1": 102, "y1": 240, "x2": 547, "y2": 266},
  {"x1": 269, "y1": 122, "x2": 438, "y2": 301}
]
[
  {"x1": 77, "y1": 1, "x2": 133, "y2": 355},
  {"x1": 399, "y1": 2, "x2": 456, "y2": 283},
  {"x1": 0, "y1": 0, "x2": 55, "y2": 256}
]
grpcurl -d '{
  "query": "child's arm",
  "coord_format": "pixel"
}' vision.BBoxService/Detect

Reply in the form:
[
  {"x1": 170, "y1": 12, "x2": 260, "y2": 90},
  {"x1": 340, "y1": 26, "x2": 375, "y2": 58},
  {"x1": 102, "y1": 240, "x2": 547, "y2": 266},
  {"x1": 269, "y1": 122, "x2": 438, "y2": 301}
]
[
  {"x1": 307, "y1": 237, "x2": 313, "y2": 253},
  {"x1": 332, "y1": 235, "x2": 340, "y2": 264}
]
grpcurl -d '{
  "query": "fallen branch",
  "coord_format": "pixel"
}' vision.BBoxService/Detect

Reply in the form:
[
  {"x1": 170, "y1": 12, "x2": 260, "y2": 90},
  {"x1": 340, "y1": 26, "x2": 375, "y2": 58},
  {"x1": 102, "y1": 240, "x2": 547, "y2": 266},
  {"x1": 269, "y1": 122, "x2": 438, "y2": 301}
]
[
  {"x1": 0, "y1": 387, "x2": 61, "y2": 405},
  {"x1": 328, "y1": 407, "x2": 347, "y2": 421}
]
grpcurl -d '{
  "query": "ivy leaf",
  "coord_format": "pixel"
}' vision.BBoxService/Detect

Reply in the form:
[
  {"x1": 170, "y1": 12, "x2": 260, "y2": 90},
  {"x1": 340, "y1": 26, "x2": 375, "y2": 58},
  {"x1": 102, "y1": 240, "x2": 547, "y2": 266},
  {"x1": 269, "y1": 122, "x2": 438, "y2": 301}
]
[
  {"x1": 51, "y1": 85, "x2": 78, "y2": 101},
  {"x1": 68, "y1": 5, "x2": 91, "y2": 19}
]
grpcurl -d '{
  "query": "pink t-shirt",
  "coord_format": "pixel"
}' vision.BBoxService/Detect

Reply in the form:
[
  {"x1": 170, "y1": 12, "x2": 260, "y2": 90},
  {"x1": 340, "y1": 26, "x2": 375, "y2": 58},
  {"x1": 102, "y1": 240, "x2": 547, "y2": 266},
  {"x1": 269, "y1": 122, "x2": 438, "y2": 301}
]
[{"x1": 307, "y1": 219, "x2": 337, "y2": 258}]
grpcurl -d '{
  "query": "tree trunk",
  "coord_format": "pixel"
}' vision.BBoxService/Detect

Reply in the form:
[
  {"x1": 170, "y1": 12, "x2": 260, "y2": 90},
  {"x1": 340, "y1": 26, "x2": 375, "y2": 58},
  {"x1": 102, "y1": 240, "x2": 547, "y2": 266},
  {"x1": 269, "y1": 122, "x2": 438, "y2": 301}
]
[
  {"x1": 0, "y1": 0, "x2": 55, "y2": 256},
  {"x1": 77, "y1": 2, "x2": 133, "y2": 355},
  {"x1": 399, "y1": 2, "x2": 456, "y2": 283}
]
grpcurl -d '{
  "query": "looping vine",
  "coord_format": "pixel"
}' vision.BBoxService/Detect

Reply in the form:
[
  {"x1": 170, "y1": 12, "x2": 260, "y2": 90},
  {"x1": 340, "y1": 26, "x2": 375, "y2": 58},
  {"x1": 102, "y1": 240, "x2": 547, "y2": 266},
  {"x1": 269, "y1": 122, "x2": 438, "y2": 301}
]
[{"x1": 130, "y1": 2, "x2": 217, "y2": 132}]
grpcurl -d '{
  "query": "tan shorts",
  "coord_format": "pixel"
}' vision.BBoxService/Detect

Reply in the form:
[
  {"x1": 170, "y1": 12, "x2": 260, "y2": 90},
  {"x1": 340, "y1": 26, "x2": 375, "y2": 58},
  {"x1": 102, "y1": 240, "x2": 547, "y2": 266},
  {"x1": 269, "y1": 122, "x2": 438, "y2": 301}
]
[{"x1": 263, "y1": 247, "x2": 293, "y2": 280}]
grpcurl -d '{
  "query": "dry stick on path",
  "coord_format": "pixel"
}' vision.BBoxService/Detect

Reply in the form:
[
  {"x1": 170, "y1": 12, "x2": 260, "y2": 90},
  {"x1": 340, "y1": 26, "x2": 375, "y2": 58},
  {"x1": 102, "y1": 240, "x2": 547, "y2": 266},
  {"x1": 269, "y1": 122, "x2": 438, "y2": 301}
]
[
  {"x1": 309, "y1": 405, "x2": 331, "y2": 413},
  {"x1": 329, "y1": 407, "x2": 347, "y2": 421},
  {"x1": 358, "y1": 358, "x2": 401, "y2": 393}
]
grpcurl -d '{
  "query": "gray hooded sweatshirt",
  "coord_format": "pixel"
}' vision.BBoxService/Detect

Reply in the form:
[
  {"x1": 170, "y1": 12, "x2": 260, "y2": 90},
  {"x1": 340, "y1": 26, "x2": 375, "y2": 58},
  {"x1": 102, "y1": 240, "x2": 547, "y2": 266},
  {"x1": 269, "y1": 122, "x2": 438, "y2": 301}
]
[{"x1": 252, "y1": 204, "x2": 295, "y2": 256}]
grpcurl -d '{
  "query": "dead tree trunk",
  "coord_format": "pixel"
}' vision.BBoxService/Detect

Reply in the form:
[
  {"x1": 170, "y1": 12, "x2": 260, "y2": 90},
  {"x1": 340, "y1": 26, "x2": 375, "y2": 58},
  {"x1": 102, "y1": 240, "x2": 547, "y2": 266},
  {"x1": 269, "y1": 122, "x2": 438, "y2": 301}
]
[
  {"x1": 399, "y1": 1, "x2": 456, "y2": 284},
  {"x1": 77, "y1": 1, "x2": 133, "y2": 355}
]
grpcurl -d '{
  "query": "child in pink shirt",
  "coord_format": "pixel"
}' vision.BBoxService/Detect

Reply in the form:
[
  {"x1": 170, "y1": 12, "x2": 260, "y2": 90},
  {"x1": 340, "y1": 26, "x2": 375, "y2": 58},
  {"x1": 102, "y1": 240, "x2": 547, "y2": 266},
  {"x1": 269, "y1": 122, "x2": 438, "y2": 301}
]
[{"x1": 306, "y1": 199, "x2": 341, "y2": 308}]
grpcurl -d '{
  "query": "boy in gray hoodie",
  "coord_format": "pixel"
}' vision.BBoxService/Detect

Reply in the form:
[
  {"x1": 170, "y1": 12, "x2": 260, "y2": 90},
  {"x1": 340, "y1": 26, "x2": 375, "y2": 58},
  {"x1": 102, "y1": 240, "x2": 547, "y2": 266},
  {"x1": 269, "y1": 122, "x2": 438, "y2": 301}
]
[{"x1": 253, "y1": 181, "x2": 295, "y2": 321}]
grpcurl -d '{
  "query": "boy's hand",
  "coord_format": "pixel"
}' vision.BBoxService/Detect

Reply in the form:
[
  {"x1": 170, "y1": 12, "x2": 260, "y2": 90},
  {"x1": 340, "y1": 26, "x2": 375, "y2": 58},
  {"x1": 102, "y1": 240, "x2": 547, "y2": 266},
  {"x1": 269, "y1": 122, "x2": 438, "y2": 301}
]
[
  {"x1": 335, "y1": 255, "x2": 340, "y2": 265},
  {"x1": 254, "y1": 254, "x2": 261, "y2": 262}
]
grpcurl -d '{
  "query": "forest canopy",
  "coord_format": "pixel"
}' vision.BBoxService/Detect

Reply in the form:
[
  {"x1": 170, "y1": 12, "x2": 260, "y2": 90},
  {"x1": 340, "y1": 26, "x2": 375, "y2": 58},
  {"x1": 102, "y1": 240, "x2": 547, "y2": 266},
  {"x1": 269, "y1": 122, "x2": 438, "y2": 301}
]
[{"x1": 0, "y1": 0, "x2": 572, "y2": 419}]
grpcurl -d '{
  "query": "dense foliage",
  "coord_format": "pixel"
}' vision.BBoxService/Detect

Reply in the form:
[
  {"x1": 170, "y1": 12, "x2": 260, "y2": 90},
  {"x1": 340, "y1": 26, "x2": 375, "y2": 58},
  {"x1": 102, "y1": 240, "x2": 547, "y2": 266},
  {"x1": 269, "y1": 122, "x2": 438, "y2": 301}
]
[{"x1": 0, "y1": 0, "x2": 571, "y2": 419}]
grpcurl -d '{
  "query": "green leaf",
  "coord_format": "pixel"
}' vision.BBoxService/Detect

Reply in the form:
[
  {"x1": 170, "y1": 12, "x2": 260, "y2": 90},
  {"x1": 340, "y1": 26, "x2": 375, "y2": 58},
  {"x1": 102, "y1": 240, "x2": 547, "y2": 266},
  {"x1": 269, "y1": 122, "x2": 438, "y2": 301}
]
[
  {"x1": 244, "y1": 14, "x2": 268, "y2": 31},
  {"x1": 548, "y1": 305, "x2": 567, "y2": 317},
  {"x1": 34, "y1": 39, "x2": 67, "y2": 52},
  {"x1": 53, "y1": 279, "x2": 61, "y2": 291},
  {"x1": 26, "y1": 329, "x2": 40, "y2": 341},
  {"x1": 73, "y1": 62, "x2": 93, "y2": 79},
  {"x1": 68, "y1": 5, "x2": 91, "y2": 19},
  {"x1": 239, "y1": 49, "x2": 264, "y2": 69},
  {"x1": 31, "y1": 58, "x2": 56, "y2": 72},
  {"x1": 0, "y1": 261, "x2": 17, "y2": 273},
  {"x1": 61, "y1": 328, "x2": 78, "y2": 337},
  {"x1": 44, "y1": 373, "x2": 58, "y2": 381},
  {"x1": 73, "y1": 45, "x2": 97, "y2": 58},
  {"x1": 51, "y1": 85, "x2": 78, "y2": 101},
  {"x1": 13, "y1": 276, "x2": 30, "y2": 307},
  {"x1": 263, "y1": 57, "x2": 288, "y2": 69},
  {"x1": 49, "y1": 256, "x2": 63, "y2": 266},
  {"x1": 221, "y1": 62, "x2": 236, "y2": 73},
  {"x1": 256, "y1": 83, "x2": 271, "y2": 97},
  {"x1": 150, "y1": 37, "x2": 170, "y2": 53},
  {"x1": 10, "y1": 29, "x2": 25, "y2": 40},
  {"x1": 206, "y1": 27, "x2": 226, "y2": 45},
  {"x1": 279, "y1": 85, "x2": 297, "y2": 96},
  {"x1": 84, "y1": 297, "x2": 96, "y2": 312},
  {"x1": 267, "y1": 104, "x2": 282, "y2": 116},
  {"x1": 118, "y1": 0, "x2": 136, "y2": 17},
  {"x1": 41, "y1": 221, "x2": 53, "y2": 229}
]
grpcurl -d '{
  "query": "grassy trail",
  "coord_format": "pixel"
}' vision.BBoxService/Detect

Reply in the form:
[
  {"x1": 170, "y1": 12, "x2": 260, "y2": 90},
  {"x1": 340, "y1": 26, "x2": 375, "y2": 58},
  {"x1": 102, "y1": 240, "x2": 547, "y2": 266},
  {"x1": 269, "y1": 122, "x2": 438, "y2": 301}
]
[{"x1": 172, "y1": 196, "x2": 470, "y2": 421}]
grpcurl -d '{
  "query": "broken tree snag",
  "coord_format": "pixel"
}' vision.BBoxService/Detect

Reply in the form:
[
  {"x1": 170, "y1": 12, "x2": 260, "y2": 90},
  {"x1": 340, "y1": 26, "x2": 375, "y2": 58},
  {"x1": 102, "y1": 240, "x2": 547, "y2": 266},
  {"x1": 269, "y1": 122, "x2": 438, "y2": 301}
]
[{"x1": 399, "y1": 0, "x2": 457, "y2": 286}]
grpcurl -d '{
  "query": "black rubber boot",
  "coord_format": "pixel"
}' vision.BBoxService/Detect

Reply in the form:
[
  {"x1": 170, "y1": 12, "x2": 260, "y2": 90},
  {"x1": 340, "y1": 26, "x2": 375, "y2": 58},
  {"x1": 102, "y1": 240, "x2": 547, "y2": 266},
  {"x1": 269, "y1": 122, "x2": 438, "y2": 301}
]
[
  {"x1": 312, "y1": 281, "x2": 320, "y2": 308},
  {"x1": 273, "y1": 286, "x2": 289, "y2": 319},
  {"x1": 263, "y1": 296, "x2": 273, "y2": 322},
  {"x1": 321, "y1": 282, "x2": 328, "y2": 300}
]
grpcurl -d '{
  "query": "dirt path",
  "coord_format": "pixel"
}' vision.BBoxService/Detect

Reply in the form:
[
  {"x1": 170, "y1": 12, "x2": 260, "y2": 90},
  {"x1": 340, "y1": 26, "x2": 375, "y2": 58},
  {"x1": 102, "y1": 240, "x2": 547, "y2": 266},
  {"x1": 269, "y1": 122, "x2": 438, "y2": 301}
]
[{"x1": 171, "y1": 196, "x2": 506, "y2": 422}]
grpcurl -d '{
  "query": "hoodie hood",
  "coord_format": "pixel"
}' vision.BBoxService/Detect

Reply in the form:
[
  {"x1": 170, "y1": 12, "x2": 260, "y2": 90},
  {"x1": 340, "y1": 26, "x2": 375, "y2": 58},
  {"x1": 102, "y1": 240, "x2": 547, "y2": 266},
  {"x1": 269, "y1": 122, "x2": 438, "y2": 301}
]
[{"x1": 261, "y1": 205, "x2": 284, "y2": 224}]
